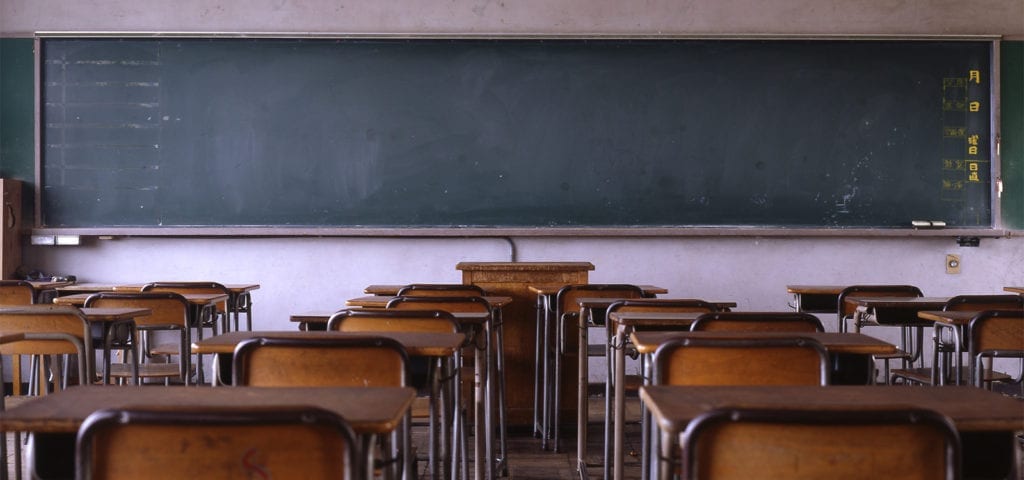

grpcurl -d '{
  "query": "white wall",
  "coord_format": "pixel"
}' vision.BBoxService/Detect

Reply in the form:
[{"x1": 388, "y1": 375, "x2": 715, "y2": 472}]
[
  {"x1": 23, "y1": 235, "x2": 1024, "y2": 380},
  {"x1": 4, "y1": 0, "x2": 1024, "y2": 380}
]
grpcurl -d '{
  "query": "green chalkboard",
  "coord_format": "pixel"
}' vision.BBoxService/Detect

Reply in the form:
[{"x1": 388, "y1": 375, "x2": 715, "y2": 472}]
[
  {"x1": 1001, "y1": 41, "x2": 1024, "y2": 229},
  {"x1": 38, "y1": 37, "x2": 993, "y2": 229}
]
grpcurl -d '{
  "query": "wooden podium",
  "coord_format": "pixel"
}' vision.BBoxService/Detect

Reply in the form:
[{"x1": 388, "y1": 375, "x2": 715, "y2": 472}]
[{"x1": 457, "y1": 261, "x2": 594, "y2": 427}]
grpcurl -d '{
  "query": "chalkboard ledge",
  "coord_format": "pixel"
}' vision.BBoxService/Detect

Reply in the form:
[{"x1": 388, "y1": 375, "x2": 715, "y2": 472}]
[{"x1": 27, "y1": 227, "x2": 1015, "y2": 239}]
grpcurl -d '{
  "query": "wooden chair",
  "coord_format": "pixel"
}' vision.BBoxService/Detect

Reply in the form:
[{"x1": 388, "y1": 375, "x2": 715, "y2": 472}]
[
  {"x1": 652, "y1": 336, "x2": 830, "y2": 387},
  {"x1": 837, "y1": 285, "x2": 924, "y2": 381},
  {"x1": 75, "y1": 406, "x2": 358, "y2": 480},
  {"x1": 83, "y1": 292, "x2": 192, "y2": 386},
  {"x1": 0, "y1": 281, "x2": 39, "y2": 396},
  {"x1": 0, "y1": 333, "x2": 22, "y2": 480},
  {"x1": 329, "y1": 308, "x2": 465, "y2": 480},
  {"x1": 603, "y1": 298, "x2": 720, "y2": 480},
  {"x1": 679, "y1": 407, "x2": 960, "y2": 480},
  {"x1": 0, "y1": 305, "x2": 94, "y2": 480},
  {"x1": 140, "y1": 281, "x2": 232, "y2": 334},
  {"x1": 542, "y1": 284, "x2": 644, "y2": 452},
  {"x1": 651, "y1": 335, "x2": 830, "y2": 480},
  {"x1": 0, "y1": 281, "x2": 37, "y2": 305},
  {"x1": 891, "y1": 295, "x2": 1023, "y2": 386},
  {"x1": 0, "y1": 305, "x2": 93, "y2": 393},
  {"x1": 384, "y1": 295, "x2": 498, "y2": 478},
  {"x1": 689, "y1": 311, "x2": 824, "y2": 332},
  {"x1": 232, "y1": 336, "x2": 409, "y2": 480},
  {"x1": 967, "y1": 309, "x2": 1024, "y2": 389},
  {"x1": 396, "y1": 283, "x2": 486, "y2": 298}
]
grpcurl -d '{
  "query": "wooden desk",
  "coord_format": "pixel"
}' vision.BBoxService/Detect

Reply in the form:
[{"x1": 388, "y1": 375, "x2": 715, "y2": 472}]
[
  {"x1": 53, "y1": 283, "x2": 120, "y2": 295},
  {"x1": 527, "y1": 284, "x2": 678, "y2": 452},
  {"x1": 347, "y1": 291, "x2": 512, "y2": 480},
  {"x1": 193, "y1": 330, "x2": 465, "y2": 358},
  {"x1": 0, "y1": 385, "x2": 415, "y2": 480},
  {"x1": 628, "y1": 329, "x2": 897, "y2": 480},
  {"x1": 346, "y1": 294, "x2": 513, "y2": 309},
  {"x1": 53, "y1": 292, "x2": 229, "y2": 308},
  {"x1": 112, "y1": 283, "x2": 261, "y2": 331},
  {"x1": 26, "y1": 280, "x2": 74, "y2": 303},
  {"x1": 364, "y1": 284, "x2": 509, "y2": 296},
  {"x1": 56, "y1": 292, "x2": 227, "y2": 385},
  {"x1": 915, "y1": 310, "x2": 1019, "y2": 386},
  {"x1": 786, "y1": 284, "x2": 844, "y2": 313},
  {"x1": 641, "y1": 385, "x2": 1024, "y2": 480},
  {"x1": 850, "y1": 296, "x2": 951, "y2": 326},
  {"x1": 630, "y1": 330, "x2": 897, "y2": 357},
  {"x1": 848, "y1": 296, "x2": 950, "y2": 370},
  {"x1": 57, "y1": 283, "x2": 261, "y2": 330},
  {"x1": 291, "y1": 310, "x2": 489, "y2": 332}
]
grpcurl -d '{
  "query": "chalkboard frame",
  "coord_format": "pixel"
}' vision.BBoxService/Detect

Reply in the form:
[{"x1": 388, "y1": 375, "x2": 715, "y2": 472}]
[{"x1": 33, "y1": 32, "x2": 1007, "y2": 237}]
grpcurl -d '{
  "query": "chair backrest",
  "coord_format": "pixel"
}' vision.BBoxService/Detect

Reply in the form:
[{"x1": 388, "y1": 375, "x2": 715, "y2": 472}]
[
  {"x1": 385, "y1": 295, "x2": 491, "y2": 314},
  {"x1": 83, "y1": 292, "x2": 191, "y2": 328},
  {"x1": 0, "y1": 305, "x2": 93, "y2": 383},
  {"x1": 944, "y1": 294, "x2": 1023, "y2": 312},
  {"x1": 0, "y1": 280, "x2": 37, "y2": 305},
  {"x1": 556, "y1": 284, "x2": 645, "y2": 326},
  {"x1": 328, "y1": 309, "x2": 460, "y2": 334},
  {"x1": 76, "y1": 406, "x2": 357, "y2": 480},
  {"x1": 652, "y1": 336, "x2": 830, "y2": 386},
  {"x1": 140, "y1": 281, "x2": 230, "y2": 313},
  {"x1": 836, "y1": 285, "x2": 923, "y2": 330},
  {"x1": 679, "y1": 407, "x2": 960, "y2": 480},
  {"x1": 395, "y1": 283, "x2": 486, "y2": 298},
  {"x1": 968, "y1": 309, "x2": 1024, "y2": 387},
  {"x1": 690, "y1": 312, "x2": 824, "y2": 333},
  {"x1": 233, "y1": 336, "x2": 409, "y2": 388}
]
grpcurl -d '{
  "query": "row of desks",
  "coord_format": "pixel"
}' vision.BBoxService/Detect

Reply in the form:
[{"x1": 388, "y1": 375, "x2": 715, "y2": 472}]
[{"x1": 787, "y1": 284, "x2": 1024, "y2": 314}]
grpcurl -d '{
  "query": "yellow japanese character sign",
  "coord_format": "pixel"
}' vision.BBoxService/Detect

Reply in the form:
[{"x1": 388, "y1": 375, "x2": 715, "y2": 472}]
[{"x1": 969, "y1": 70, "x2": 981, "y2": 84}]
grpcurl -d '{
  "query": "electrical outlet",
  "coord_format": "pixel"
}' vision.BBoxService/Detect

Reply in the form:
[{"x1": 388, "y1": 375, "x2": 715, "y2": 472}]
[{"x1": 946, "y1": 254, "x2": 961, "y2": 274}]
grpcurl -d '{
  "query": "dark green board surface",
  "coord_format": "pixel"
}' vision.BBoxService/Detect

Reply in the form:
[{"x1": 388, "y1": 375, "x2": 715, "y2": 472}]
[
  {"x1": 1001, "y1": 41, "x2": 1024, "y2": 230},
  {"x1": 29, "y1": 38, "x2": 999, "y2": 228},
  {"x1": 0, "y1": 39, "x2": 35, "y2": 182}
]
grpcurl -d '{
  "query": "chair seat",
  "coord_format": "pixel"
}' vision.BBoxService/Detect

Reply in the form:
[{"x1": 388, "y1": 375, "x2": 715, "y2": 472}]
[
  {"x1": 891, "y1": 366, "x2": 1012, "y2": 385},
  {"x1": 108, "y1": 363, "x2": 182, "y2": 379},
  {"x1": 873, "y1": 349, "x2": 912, "y2": 360},
  {"x1": 149, "y1": 343, "x2": 183, "y2": 356}
]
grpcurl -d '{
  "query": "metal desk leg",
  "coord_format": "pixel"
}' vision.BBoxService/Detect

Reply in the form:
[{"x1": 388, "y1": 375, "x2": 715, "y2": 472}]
[
  {"x1": 485, "y1": 315, "x2": 495, "y2": 480},
  {"x1": 473, "y1": 325, "x2": 486, "y2": 480},
  {"x1": 576, "y1": 306, "x2": 589, "y2": 480},
  {"x1": 612, "y1": 324, "x2": 630, "y2": 480},
  {"x1": 603, "y1": 323, "x2": 613, "y2": 480},
  {"x1": 641, "y1": 353, "x2": 652, "y2": 480},
  {"x1": 494, "y1": 308, "x2": 509, "y2": 476},
  {"x1": 533, "y1": 295, "x2": 543, "y2": 439},
  {"x1": 553, "y1": 311, "x2": 564, "y2": 453}
]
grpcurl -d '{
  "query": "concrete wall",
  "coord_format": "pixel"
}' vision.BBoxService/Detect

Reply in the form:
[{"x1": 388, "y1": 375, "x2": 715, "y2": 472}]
[
  {"x1": 2, "y1": 0, "x2": 1022, "y2": 379},
  {"x1": 2, "y1": 0, "x2": 1022, "y2": 37}
]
